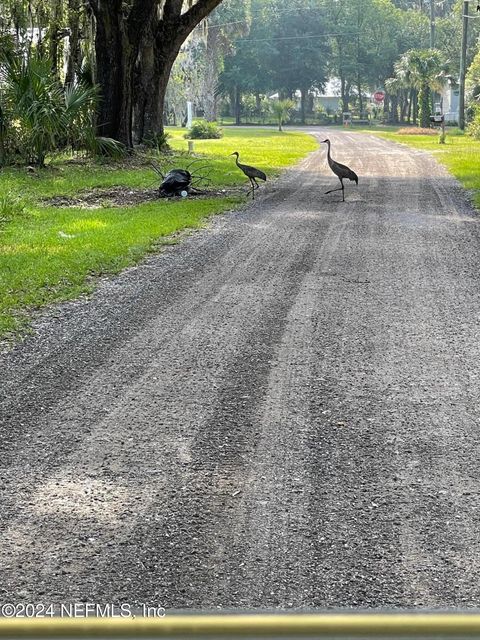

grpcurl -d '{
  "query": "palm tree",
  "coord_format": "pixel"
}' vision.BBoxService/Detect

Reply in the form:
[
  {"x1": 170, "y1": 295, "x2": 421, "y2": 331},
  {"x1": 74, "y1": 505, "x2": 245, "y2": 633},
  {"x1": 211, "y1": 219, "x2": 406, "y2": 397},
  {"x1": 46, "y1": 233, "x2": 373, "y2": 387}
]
[
  {"x1": 270, "y1": 99, "x2": 295, "y2": 131},
  {"x1": 394, "y1": 49, "x2": 445, "y2": 128},
  {"x1": 0, "y1": 55, "x2": 124, "y2": 166},
  {"x1": 385, "y1": 77, "x2": 402, "y2": 124}
]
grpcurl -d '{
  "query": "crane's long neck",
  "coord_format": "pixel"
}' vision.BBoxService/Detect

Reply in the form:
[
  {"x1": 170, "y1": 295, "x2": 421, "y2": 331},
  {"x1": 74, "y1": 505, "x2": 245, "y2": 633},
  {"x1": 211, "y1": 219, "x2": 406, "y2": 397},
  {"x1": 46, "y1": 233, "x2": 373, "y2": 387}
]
[
  {"x1": 235, "y1": 154, "x2": 241, "y2": 167},
  {"x1": 325, "y1": 140, "x2": 332, "y2": 162}
]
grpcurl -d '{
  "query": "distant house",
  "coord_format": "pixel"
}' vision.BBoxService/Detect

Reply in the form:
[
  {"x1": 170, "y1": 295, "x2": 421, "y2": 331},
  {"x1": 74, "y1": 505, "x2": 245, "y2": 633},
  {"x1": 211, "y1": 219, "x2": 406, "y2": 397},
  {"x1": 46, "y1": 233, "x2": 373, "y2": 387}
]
[
  {"x1": 314, "y1": 79, "x2": 342, "y2": 112},
  {"x1": 439, "y1": 77, "x2": 459, "y2": 124},
  {"x1": 269, "y1": 80, "x2": 342, "y2": 112},
  {"x1": 269, "y1": 78, "x2": 371, "y2": 114}
]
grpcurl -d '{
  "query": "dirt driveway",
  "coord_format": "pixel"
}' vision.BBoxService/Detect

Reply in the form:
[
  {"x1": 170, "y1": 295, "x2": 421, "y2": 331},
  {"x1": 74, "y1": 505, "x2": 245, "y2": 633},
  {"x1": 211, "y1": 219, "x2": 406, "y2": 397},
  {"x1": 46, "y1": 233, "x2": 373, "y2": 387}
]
[{"x1": 1, "y1": 130, "x2": 480, "y2": 609}]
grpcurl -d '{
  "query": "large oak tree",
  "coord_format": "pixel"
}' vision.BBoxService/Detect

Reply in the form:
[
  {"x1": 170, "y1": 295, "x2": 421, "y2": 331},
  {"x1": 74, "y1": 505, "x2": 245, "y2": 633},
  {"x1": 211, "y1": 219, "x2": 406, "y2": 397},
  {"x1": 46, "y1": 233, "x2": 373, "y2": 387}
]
[{"x1": 88, "y1": 0, "x2": 223, "y2": 147}]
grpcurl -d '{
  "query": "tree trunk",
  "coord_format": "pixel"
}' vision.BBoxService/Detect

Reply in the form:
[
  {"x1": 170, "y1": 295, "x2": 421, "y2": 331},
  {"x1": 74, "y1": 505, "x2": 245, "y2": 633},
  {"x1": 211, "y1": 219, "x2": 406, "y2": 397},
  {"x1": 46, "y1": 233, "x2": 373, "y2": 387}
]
[
  {"x1": 93, "y1": 4, "x2": 122, "y2": 139},
  {"x1": 49, "y1": 0, "x2": 63, "y2": 77},
  {"x1": 407, "y1": 88, "x2": 413, "y2": 123},
  {"x1": 142, "y1": 53, "x2": 178, "y2": 140},
  {"x1": 419, "y1": 84, "x2": 431, "y2": 128},
  {"x1": 340, "y1": 76, "x2": 347, "y2": 111},
  {"x1": 235, "y1": 86, "x2": 241, "y2": 125},
  {"x1": 345, "y1": 82, "x2": 351, "y2": 112},
  {"x1": 132, "y1": 0, "x2": 224, "y2": 142},
  {"x1": 133, "y1": 41, "x2": 152, "y2": 143},
  {"x1": 255, "y1": 92, "x2": 261, "y2": 121},
  {"x1": 89, "y1": 0, "x2": 157, "y2": 147},
  {"x1": 0, "y1": 105, "x2": 6, "y2": 166},
  {"x1": 307, "y1": 93, "x2": 314, "y2": 113},
  {"x1": 357, "y1": 74, "x2": 363, "y2": 115},
  {"x1": 412, "y1": 89, "x2": 418, "y2": 125},
  {"x1": 400, "y1": 90, "x2": 408, "y2": 123},
  {"x1": 65, "y1": 0, "x2": 82, "y2": 85},
  {"x1": 390, "y1": 95, "x2": 399, "y2": 123},
  {"x1": 383, "y1": 92, "x2": 390, "y2": 123},
  {"x1": 300, "y1": 88, "x2": 307, "y2": 125},
  {"x1": 91, "y1": 1, "x2": 131, "y2": 145}
]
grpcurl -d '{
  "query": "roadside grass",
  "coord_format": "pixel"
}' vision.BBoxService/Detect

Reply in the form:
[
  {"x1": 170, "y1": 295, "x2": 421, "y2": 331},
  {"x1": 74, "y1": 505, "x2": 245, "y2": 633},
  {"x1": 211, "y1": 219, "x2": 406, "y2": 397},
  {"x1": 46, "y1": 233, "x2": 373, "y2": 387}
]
[
  {"x1": 363, "y1": 127, "x2": 480, "y2": 207},
  {"x1": 166, "y1": 126, "x2": 318, "y2": 182},
  {"x1": 0, "y1": 127, "x2": 317, "y2": 338}
]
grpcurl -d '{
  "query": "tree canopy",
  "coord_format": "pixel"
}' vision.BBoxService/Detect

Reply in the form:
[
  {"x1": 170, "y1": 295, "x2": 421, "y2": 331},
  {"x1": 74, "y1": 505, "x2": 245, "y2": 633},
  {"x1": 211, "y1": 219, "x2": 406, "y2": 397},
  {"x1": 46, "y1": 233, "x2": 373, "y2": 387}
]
[{"x1": 1, "y1": 0, "x2": 480, "y2": 158}]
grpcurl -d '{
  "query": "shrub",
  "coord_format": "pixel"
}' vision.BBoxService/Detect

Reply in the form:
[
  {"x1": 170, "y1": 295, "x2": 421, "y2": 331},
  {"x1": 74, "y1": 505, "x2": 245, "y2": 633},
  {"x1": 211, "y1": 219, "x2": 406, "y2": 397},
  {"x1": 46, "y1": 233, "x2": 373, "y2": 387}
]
[
  {"x1": 467, "y1": 104, "x2": 480, "y2": 140},
  {"x1": 144, "y1": 131, "x2": 171, "y2": 152},
  {"x1": 397, "y1": 127, "x2": 437, "y2": 135},
  {"x1": 270, "y1": 99, "x2": 295, "y2": 131},
  {"x1": 242, "y1": 94, "x2": 257, "y2": 121},
  {"x1": 0, "y1": 55, "x2": 125, "y2": 165},
  {"x1": 185, "y1": 120, "x2": 223, "y2": 139}
]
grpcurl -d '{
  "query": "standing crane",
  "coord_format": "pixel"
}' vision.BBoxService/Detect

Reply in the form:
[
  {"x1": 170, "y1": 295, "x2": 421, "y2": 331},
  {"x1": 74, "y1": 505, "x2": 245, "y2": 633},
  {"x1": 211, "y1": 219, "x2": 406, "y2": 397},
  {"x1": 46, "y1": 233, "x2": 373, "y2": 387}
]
[
  {"x1": 230, "y1": 152, "x2": 267, "y2": 199},
  {"x1": 321, "y1": 139, "x2": 358, "y2": 202}
]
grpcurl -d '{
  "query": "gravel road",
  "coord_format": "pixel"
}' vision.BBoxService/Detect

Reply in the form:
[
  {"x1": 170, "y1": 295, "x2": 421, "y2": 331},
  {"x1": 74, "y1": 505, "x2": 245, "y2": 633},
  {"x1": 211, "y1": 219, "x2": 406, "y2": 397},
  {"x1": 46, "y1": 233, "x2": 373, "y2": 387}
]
[{"x1": 1, "y1": 130, "x2": 480, "y2": 610}]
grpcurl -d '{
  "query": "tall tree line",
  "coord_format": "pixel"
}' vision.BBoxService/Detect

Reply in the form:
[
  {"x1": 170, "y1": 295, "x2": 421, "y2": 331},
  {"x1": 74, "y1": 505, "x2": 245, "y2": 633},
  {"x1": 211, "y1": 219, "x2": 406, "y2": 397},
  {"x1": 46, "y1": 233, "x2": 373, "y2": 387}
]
[{"x1": 214, "y1": 0, "x2": 432, "y2": 120}]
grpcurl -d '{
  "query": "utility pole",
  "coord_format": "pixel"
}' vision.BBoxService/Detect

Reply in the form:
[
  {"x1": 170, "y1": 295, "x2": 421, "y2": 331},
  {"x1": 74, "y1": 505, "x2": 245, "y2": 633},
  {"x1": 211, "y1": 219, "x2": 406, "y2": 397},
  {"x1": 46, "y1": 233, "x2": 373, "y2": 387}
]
[
  {"x1": 430, "y1": 0, "x2": 435, "y2": 48},
  {"x1": 459, "y1": 0, "x2": 469, "y2": 130}
]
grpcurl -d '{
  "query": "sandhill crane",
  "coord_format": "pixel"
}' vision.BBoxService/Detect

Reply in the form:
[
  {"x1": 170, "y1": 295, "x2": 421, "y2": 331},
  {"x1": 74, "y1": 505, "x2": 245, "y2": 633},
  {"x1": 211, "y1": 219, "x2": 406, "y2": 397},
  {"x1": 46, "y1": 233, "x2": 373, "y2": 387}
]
[
  {"x1": 230, "y1": 152, "x2": 267, "y2": 198},
  {"x1": 321, "y1": 139, "x2": 358, "y2": 202}
]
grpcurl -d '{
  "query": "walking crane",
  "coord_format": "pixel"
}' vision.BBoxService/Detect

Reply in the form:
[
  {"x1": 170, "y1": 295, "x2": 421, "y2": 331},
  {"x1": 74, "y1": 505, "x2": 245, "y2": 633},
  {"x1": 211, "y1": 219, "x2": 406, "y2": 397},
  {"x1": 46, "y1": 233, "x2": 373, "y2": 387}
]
[
  {"x1": 230, "y1": 152, "x2": 267, "y2": 199},
  {"x1": 321, "y1": 139, "x2": 358, "y2": 202}
]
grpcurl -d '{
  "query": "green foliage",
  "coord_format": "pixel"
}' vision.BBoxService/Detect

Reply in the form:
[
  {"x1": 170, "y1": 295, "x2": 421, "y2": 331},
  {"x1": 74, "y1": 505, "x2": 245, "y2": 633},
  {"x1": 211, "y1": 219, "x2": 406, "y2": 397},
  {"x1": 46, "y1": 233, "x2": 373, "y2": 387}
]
[
  {"x1": 324, "y1": 0, "x2": 429, "y2": 111},
  {"x1": 0, "y1": 192, "x2": 26, "y2": 225},
  {"x1": 167, "y1": 126, "x2": 318, "y2": 176},
  {"x1": 63, "y1": 82, "x2": 124, "y2": 157},
  {"x1": 143, "y1": 132, "x2": 171, "y2": 152},
  {"x1": 467, "y1": 105, "x2": 480, "y2": 140},
  {"x1": 241, "y1": 94, "x2": 258, "y2": 120},
  {"x1": 418, "y1": 84, "x2": 431, "y2": 128},
  {"x1": 219, "y1": 0, "x2": 435, "y2": 120},
  {"x1": 0, "y1": 127, "x2": 315, "y2": 336},
  {"x1": 220, "y1": 0, "x2": 331, "y2": 106},
  {"x1": 467, "y1": 49, "x2": 480, "y2": 105},
  {"x1": 1, "y1": 56, "x2": 66, "y2": 165},
  {"x1": 185, "y1": 119, "x2": 223, "y2": 139},
  {"x1": 0, "y1": 55, "x2": 124, "y2": 165},
  {"x1": 394, "y1": 48, "x2": 445, "y2": 127},
  {"x1": 270, "y1": 99, "x2": 295, "y2": 132}
]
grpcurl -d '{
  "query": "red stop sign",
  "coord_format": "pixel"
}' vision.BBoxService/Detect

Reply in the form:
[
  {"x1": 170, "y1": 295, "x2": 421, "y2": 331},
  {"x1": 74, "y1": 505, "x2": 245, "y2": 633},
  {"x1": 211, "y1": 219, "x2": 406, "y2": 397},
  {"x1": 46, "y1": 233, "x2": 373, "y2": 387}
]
[{"x1": 374, "y1": 90, "x2": 385, "y2": 103}]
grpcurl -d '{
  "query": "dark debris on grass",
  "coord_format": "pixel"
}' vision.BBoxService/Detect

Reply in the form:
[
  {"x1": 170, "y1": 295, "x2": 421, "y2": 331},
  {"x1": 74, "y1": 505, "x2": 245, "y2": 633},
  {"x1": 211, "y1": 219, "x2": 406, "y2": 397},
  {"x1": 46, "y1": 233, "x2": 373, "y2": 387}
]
[{"x1": 44, "y1": 186, "x2": 244, "y2": 209}]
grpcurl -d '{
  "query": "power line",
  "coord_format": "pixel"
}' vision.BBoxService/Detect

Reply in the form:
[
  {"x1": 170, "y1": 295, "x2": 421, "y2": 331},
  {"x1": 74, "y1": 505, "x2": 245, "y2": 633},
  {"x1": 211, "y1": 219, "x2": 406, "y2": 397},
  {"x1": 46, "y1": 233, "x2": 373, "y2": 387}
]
[
  {"x1": 236, "y1": 31, "x2": 360, "y2": 43},
  {"x1": 207, "y1": 6, "x2": 319, "y2": 30},
  {"x1": 206, "y1": 0, "x2": 346, "y2": 30}
]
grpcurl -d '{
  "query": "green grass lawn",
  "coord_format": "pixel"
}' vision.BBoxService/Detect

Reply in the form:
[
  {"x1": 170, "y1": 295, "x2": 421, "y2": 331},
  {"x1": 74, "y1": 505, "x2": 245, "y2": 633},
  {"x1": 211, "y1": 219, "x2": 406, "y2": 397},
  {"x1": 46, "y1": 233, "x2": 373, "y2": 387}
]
[
  {"x1": 167, "y1": 126, "x2": 317, "y2": 180},
  {"x1": 0, "y1": 127, "x2": 317, "y2": 338},
  {"x1": 362, "y1": 126, "x2": 480, "y2": 207}
]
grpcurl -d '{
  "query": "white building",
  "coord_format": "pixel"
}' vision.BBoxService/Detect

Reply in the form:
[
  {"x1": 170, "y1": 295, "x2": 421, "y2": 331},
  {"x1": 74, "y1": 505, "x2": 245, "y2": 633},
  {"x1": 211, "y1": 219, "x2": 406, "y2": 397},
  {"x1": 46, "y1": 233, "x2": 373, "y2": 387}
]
[
  {"x1": 314, "y1": 78, "x2": 342, "y2": 112},
  {"x1": 439, "y1": 77, "x2": 459, "y2": 124}
]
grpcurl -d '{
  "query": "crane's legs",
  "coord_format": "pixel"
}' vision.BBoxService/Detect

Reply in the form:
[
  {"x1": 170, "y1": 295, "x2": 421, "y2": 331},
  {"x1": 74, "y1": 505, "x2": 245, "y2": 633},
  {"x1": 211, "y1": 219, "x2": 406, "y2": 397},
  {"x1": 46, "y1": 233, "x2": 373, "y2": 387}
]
[
  {"x1": 249, "y1": 177, "x2": 255, "y2": 199},
  {"x1": 325, "y1": 179, "x2": 345, "y2": 201},
  {"x1": 248, "y1": 177, "x2": 260, "y2": 199}
]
